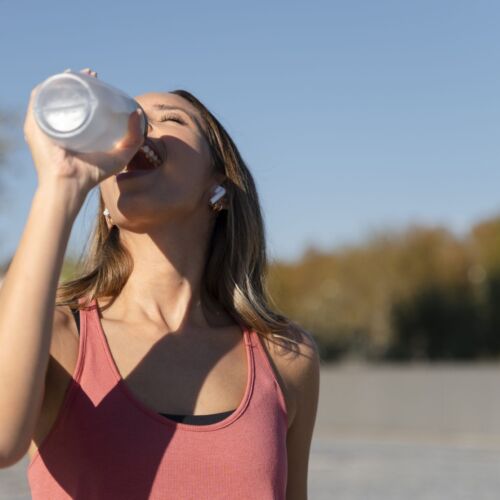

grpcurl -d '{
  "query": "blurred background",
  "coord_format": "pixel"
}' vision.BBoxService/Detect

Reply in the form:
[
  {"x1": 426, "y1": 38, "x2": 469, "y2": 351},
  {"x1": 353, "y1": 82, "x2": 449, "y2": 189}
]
[{"x1": 1, "y1": 1, "x2": 500, "y2": 498}]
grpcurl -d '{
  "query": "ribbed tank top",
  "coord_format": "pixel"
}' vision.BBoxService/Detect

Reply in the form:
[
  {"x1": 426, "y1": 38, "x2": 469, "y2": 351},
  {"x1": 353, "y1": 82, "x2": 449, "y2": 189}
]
[
  {"x1": 70, "y1": 306, "x2": 238, "y2": 425},
  {"x1": 27, "y1": 298, "x2": 288, "y2": 499}
]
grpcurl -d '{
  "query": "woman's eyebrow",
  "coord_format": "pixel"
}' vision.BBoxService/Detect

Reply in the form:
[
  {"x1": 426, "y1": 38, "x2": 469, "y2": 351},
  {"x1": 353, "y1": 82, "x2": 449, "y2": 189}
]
[{"x1": 151, "y1": 103, "x2": 187, "y2": 112}]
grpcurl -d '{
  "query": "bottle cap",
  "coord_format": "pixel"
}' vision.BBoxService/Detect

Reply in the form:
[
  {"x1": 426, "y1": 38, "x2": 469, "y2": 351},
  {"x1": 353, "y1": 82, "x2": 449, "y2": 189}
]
[{"x1": 34, "y1": 72, "x2": 96, "y2": 137}]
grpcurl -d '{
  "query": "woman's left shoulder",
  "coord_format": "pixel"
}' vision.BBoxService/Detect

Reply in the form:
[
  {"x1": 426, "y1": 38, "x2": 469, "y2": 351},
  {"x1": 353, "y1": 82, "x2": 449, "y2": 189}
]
[
  {"x1": 281, "y1": 325, "x2": 320, "y2": 397},
  {"x1": 261, "y1": 323, "x2": 321, "y2": 426}
]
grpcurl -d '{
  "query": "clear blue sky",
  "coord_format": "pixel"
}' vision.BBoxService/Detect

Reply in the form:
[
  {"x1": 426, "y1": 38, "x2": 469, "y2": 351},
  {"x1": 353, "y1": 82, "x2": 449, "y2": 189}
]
[{"x1": 1, "y1": 0, "x2": 499, "y2": 263}]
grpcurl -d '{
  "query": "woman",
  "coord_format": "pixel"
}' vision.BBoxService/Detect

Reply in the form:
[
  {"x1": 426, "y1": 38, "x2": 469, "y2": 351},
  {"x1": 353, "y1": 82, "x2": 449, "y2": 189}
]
[{"x1": 0, "y1": 69, "x2": 320, "y2": 499}]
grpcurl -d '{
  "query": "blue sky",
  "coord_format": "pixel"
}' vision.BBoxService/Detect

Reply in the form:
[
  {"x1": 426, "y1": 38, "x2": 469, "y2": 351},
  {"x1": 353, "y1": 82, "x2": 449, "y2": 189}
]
[{"x1": 1, "y1": 0, "x2": 499, "y2": 263}]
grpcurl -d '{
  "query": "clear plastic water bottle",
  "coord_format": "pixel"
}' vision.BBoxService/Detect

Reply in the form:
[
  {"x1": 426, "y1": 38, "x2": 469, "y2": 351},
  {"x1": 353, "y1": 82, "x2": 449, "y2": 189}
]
[{"x1": 33, "y1": 70, "x2": 147, "y2": 153}]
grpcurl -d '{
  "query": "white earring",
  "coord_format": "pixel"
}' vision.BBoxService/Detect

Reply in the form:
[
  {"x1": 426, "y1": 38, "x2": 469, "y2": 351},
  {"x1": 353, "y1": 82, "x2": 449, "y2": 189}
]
[
  {"x1": 209, "y1": 185, "x2": 226, "y2": 212},
  {"x1": 209, "y1": 185, "x2": 226, "y2": 205},
  {"x1": 103, "y1": 208, "x2": 110, "y2": 217}
]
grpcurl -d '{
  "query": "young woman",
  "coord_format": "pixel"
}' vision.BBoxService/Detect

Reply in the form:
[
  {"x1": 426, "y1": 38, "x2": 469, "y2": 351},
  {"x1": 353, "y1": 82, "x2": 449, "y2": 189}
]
[{"x1": 0, "y1": 68, "x2": 320, "y2": 499}]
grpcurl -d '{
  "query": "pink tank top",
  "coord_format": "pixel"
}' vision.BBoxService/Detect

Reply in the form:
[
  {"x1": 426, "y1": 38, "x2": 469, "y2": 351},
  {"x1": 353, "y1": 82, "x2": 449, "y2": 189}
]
[{"x1": 27, "y1": 298, "x2": 288, "y2": 499}]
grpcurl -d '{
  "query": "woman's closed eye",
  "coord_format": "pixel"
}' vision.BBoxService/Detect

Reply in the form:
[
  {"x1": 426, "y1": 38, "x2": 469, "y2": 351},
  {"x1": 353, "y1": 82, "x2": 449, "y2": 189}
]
[{"x1": 157, "y1": 113, "x2": 186, "y2": 125}]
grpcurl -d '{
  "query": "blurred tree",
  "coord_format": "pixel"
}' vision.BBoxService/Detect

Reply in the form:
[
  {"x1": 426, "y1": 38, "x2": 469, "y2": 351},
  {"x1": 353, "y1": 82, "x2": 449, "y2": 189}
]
[
  {"x1": 60, "y1": 258, "x2": 82, "y2": 282},
  {"x1": 388, "y1": 284, "x2": 484, "y2": 361},
  {"x1": 0, "y1": 108, "x2": 20, "y2": 205},
  {"x1": 268, "y1": 220, "x2": 500, "y2": 363},
  {"x1": 470, "y1": 217, "x2": 500, "y2": 274}
]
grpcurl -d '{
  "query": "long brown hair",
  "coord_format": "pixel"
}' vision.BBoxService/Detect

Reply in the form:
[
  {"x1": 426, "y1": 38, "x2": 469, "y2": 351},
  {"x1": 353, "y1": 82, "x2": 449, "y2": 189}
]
[{"x1": 56, "y1": 89, "x2": 304, "y2": 349}]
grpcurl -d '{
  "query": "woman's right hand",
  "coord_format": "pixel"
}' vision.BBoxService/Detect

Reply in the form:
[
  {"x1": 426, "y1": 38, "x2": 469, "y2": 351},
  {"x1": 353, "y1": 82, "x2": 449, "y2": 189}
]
[{"x1": 23, "y1": 68, "x2": 145, "y2": 195}]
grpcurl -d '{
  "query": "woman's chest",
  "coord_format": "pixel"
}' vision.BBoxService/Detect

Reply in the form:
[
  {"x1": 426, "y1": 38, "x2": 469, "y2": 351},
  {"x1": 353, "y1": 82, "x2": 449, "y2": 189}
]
[{"x1": 29, "y1": 320, "x2": 296, "y2": 462}]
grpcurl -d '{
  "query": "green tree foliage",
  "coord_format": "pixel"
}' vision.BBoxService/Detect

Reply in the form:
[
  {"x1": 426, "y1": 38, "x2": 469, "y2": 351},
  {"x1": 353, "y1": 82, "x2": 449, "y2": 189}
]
[
  {"x1": 470, "y1": 218, "x2": 500, "y2": 274},
  {"x1": 268, "y1": 217, "x2": 500, "y2": 363}
]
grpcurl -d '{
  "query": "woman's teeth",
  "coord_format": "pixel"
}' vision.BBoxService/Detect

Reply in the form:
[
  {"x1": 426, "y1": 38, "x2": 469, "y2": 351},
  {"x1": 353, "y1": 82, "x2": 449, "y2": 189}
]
[
  {"x1": 120, "y1": 144, "x2": 162, "y2": 173},
  {"x1": 141, "y1": 144, "x2": 162, "y2": 167}
]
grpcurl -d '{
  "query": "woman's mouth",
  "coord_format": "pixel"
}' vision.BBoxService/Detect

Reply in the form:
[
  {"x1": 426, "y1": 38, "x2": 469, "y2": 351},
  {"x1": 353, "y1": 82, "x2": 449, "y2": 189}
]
[
  {"x1": 116, "y1": 168, "x2": 159, "y2": 181},
  {"x1": 118, "y1": 139, "x2": 164, "y2": 174}
]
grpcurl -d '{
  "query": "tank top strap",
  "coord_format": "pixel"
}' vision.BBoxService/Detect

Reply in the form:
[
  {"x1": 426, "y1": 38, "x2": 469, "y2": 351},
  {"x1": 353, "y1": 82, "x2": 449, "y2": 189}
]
[
  {"x1": 235, "y1": 320, "x2": 273, "y2": 366},
  {"x1": 73, "y1": 296, "x2": 121, "y2": 404},
  {"x1": 243, "y1": 326, "x2": 256, "y2": 348},
  {"x1": 243, "y1": 326, "x2": 288, "y2": 421},
  {"x1": 233, "y1": 316, "x2": 256, "y2": 347}
]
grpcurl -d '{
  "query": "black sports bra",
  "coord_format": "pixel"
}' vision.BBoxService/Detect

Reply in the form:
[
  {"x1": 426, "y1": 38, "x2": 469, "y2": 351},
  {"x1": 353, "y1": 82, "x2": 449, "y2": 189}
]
[{"x1": 70, "y1": 308, "x2": 236, "y2": 424}]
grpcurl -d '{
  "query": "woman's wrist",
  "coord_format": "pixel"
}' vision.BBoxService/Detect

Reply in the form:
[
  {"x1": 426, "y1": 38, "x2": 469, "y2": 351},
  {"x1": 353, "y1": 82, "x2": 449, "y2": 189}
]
[{"x1": 34, "y1": 180, "x2": 88, "y2": 222}]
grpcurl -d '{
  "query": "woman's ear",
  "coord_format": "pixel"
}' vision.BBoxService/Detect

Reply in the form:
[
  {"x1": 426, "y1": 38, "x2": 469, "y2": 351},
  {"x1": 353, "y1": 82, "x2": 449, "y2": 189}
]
[{"x1": 213, "y1": 170, "x2": 227, "y2": 184}]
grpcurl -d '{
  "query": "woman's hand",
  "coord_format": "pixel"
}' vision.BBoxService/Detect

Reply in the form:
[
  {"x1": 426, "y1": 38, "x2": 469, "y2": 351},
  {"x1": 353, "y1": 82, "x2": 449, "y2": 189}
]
[{"x1": 23, "y1": 68, "x2": 145, "y2": 194}]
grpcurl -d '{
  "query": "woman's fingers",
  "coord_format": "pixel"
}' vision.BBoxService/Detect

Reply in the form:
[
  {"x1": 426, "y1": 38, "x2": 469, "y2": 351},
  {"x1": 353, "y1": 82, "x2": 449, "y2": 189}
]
[
  {"x1": 80, "y1": 68, "x2": 98, "y2": 78},
  {"x1": 62, "y1": 68, "x2": 97, "y2": 78},
  {"x1": 115, "y1": 109, "x2": 145, "y2": 151},
  {"x1": 23, "y1": 84, "x2": 41, "y2": 144}
]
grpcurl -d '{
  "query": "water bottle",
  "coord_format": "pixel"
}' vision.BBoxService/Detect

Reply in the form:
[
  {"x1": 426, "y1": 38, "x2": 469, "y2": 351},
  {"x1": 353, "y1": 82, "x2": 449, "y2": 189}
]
[{"x1": 33, "y1": 70, "x2": 147, "y2": 153}]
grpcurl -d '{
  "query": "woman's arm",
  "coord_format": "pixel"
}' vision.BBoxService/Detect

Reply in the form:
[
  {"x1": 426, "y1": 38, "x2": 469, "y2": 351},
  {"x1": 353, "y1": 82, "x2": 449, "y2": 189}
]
[
  {"x1": 0, "y1": 71, "x2": 144, "y2": 467},
  {"x1": 0, "y1": 184, "x2": 85, "y2": 466},
  {"x1": 285, "y1": 330, "x2": 321, "y2": 500}
]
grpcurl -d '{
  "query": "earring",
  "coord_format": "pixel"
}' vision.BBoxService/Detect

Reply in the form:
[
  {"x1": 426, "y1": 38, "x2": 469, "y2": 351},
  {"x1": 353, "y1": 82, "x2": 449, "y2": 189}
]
[
  {"x1": 103, "y1": 207, "x2": 115, "y2": 226},
  {"x1": 209, "y1": 185, "x2": 227, "y2": 212}
]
